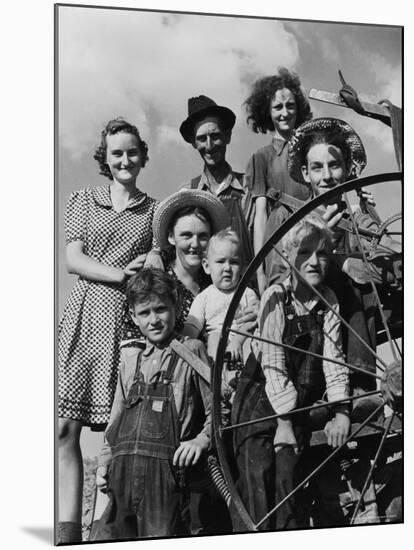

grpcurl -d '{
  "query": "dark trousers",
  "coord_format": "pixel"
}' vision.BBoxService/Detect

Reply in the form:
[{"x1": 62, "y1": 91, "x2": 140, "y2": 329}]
[
  {"x1": 275, "y1": 444, "x2": 349, "y2": 530},
  {"x1": 187, "y1": 482, "x2": 232, "y2": 535},
  {"x1": 92, "y1": 455, "x2": 186, "y2": 541},
  {"x1": 231, "y1": 353, "x2": 276, "y2": 531}
]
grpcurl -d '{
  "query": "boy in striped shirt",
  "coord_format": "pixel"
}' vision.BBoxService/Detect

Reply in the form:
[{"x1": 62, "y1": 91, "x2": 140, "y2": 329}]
[{"x1": 259, "y1": 213, "x2": 350, "y2": 528}]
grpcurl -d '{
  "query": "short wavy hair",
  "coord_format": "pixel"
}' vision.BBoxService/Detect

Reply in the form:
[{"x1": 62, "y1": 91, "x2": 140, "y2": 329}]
[
  {"x1": 205, "y1": 228, "x2": 240, "y2": 258},
  {"x1": 282, "y1": 213, "x2": 333, "y2": 255},
  {"x1": 93, "y1": 117, "x2": 149, "y2": 180},
  {"x1": 297, "y1": 131, "x2": 351, "y2": 176},
  {"x1": 126, "y1": 268, "x2": 178, "y2": 309},
  {"x1": 244, "y1": 67, "x2": 312, "y2": 134}
]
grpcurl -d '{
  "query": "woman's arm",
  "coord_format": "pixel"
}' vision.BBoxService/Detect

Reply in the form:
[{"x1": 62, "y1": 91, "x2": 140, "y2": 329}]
[
  {"x1": 66, "y1": 241, "x2": 147, "y2": 283},
  {"x1": 66, "y1": 241, "x2": 124, "y2": 282}
]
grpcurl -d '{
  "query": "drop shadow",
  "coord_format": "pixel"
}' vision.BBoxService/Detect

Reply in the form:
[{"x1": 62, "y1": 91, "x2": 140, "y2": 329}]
[{"x1": 21, "y1": 526, "x2": 54, "y2": 544}]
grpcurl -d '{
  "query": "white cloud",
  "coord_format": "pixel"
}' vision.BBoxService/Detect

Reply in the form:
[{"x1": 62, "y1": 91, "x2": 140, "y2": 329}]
[
  {"x1": 157, "y1": 124, "x2": 183, "y2": 146},
  {"x1": 58, "y1": 7, "x2": 299, "y2": 158}
]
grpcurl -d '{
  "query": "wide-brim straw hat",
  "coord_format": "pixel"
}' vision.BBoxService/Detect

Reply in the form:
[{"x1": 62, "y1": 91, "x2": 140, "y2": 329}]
[
  {"x1": 153, "y1": 189, "x2": 230, "y2": 249},
  {"x1": 288, "y1": 117, "x2": 367, "y2": 183},
  {"x1": 180, "y1": 95, "x2": 236, "y2": 143}
]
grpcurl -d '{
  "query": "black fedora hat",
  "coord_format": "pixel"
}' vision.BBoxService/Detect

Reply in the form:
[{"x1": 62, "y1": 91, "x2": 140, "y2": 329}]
[{"x1": 179, "y1": 95, "x2": 236, "y2": 143}]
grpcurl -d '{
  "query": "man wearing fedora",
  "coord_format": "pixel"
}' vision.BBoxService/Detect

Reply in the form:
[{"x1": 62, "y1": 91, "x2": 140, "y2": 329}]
[{"x1": 179, "y1": 95, "x2": 254, "y2": 269}]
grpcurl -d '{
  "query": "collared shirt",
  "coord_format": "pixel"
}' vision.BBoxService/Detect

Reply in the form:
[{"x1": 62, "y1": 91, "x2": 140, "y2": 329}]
[
  {"x1": 181, "y1": 163, "x2": 254, "y2": 229},
  {"x1": 246, "y1": 138, "x2": 311, "y2": 203},
  {"x1": 183, "y1": 162, "x2": 244, "y2": 196},
  {"x1": 99, "y1": 337, "x2": 212, "y2": 467},
  {"x1": 259, "y1": 278, "x2": 349, "y2": 415}
]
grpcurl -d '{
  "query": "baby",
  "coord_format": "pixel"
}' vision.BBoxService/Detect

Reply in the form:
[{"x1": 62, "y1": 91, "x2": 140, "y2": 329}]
[
  {"x1": 183, "y1": 229, "x2": 259, "y2": 411},
  {"x1": 184, "y1": 229, "x2": 258, "y2": 359}
]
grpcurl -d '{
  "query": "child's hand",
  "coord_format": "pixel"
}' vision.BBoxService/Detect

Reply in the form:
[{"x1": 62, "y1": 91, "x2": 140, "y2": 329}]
[
  {"x1": 359, "y1": 188, "x2": 376, "y2": 206},
  {"x1": 342, "y1": 257, "x2": 372, "y2": 285},
  {"x1": 237, "y1": 307, "x2": 259, "y2": 333},
  {"x1": 324, "y1": 413, "x2": 350, "y2": 448},
  {"x1": 96, "y1": 465, "x2": 109, "y2": 493},
  {"x1": 322, "y1": 203, "x2": 344, "y2": 229},
  {"x1": 226, "y1": 338, "x2": 243, "y2": 362},
  {"x1": 173, "y1": 438, "x2": 207, "y2": 468},
  {"x1": 273, "y1": 418, "x2": 299, "y2": 454}
]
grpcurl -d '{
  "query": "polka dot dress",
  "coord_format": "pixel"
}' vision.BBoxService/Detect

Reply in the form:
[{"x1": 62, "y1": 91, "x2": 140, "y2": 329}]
[{"x1": 58, "y1": 185, "x2": 158, "y2": 428}]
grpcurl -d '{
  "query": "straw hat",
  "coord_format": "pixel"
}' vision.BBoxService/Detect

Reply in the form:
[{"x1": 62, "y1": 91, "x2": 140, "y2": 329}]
[
  {"x1": 153, "y1": 189, "x2": 229, "y2": 249},
  {"x1": 288, "y1": 117, "x2": 367, "y2": 183},
  {"x1": 179, "y1": 95, "x2": 236, "y2": 143}
]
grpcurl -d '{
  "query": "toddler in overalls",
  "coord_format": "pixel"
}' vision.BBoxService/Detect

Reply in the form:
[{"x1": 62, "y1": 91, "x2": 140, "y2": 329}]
[
  {"x1": 183, "y1": 228, "x2": 259, "y2": 423},
  {"x1": 94, "y1": 268, "x2": 212, "y2": 541}
]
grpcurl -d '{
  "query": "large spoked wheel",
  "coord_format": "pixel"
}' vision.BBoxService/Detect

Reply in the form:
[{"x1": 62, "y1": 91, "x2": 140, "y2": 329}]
[{"x1": 212, "y1": 172, "x2": 402, "y2": 531}]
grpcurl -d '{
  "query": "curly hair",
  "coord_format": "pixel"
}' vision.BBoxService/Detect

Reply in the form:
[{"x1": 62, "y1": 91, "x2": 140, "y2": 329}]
[
  {"x1": 93, "y1": 117, "x2": 149, "y2": 180},
  {"x1": 244, "y1": 67, "x2": 312, "y2": 134}
]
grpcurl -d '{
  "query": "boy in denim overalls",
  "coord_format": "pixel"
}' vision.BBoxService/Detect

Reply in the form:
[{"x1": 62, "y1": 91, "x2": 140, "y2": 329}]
[
  {"x1": 261, "y1": 214, "x2": 350, "y2": 528},
  {"x1": 231, "y1": 214, "x2": 350, "y2": 530},
  {"x1": 93, "y1": 268, "x2": 212, "y2": 540}
]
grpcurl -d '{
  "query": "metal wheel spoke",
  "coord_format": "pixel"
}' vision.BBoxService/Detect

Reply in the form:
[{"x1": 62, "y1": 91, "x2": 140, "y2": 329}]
[
  {"x1": 350, "y1": 411, "x2": 396, "y2": 524},
  {"x1": 229, "y1": 328, "x2": 383, "y2": 381},
  {"x1": 254, "y1": 403, "x2": 384, "y2": 530},
  {"x1": 392, "y1": 337, "x2": 402, "y2": 358},
  {"x1": 343, "y1": 194, "x2": 400, "y2": 362},
  {"x1": 272, "y1": 247, "x2": 387, "y2": 371},
  {"x1": 220, "y1": 390, "x2": 381, "y2": 433}
]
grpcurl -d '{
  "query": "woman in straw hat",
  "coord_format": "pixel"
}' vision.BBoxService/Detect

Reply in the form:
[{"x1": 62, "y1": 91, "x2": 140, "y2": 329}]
[
  {"x1": 150, "y1": 189, "x2": 229, "y2": 331},
  {"x1": 57, "y1": 118, "x2": 158, "y2": 543}
]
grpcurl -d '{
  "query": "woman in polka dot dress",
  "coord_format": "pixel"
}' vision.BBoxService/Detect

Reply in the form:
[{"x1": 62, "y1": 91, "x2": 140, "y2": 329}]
[{"x1": 57, "y1": 118, "x2": 158, "y2": 543}]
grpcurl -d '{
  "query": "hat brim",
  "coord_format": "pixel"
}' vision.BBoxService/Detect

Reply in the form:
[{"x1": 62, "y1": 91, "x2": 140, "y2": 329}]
[
  {"x1": 180, "y1": 105, "x2": 236, "y2": 143},
  {"x1": 153, "y1": 189, "x2": 230, "y2": 250},
  {"x1": 288, "y1": 117, "x2": 367, "y2": 184}
]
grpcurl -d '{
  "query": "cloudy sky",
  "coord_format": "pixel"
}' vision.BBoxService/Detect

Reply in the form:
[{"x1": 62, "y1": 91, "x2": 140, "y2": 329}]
[{"x1": 57, "y1": 5, "x2": 402, "y2": 308}]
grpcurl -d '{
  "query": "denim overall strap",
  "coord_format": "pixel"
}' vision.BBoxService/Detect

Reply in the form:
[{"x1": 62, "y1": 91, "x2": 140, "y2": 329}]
[
  {"x1": 124, "y1": 349, "x2": 145, "y2": 408},
  {"x1": 106, "y1": 350, "x2": 182, "y2": 461},
  {"x1": 281, "y1": 286, "x2": 326, "y2": 408},
  {"x1": 162, "y1": 350, "x2": 180, "y2": 383}
]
